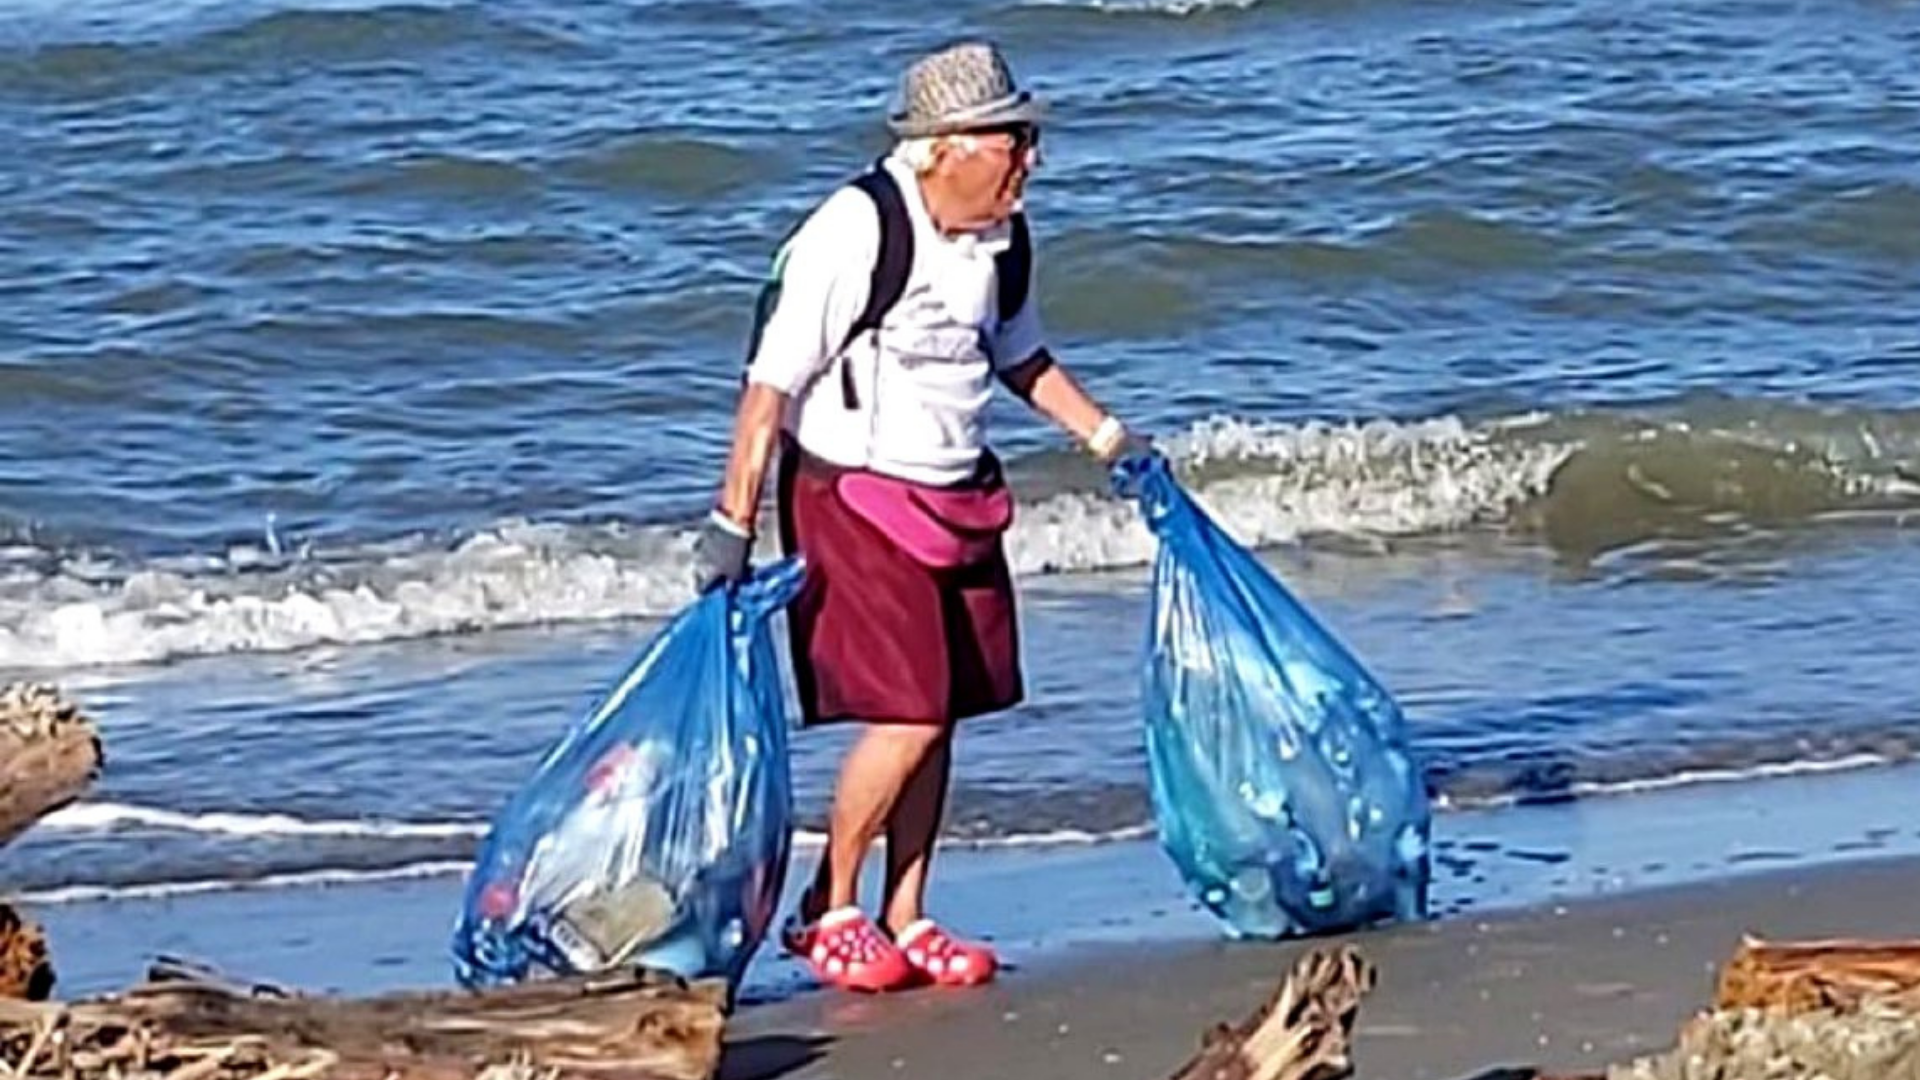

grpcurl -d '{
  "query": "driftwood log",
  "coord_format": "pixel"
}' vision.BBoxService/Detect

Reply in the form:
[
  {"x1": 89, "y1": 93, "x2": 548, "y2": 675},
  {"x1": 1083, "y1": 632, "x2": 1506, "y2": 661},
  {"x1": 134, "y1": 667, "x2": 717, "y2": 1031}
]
[
  {"x1": 1714, "y1": 935, "x2": 1920, "y2": 1015},
  {"x1": 1600, "y1": 998, "x2": 1920, "y2": 1080},
  {"x1": 2, "y1": 682, "x2": 104, "y2": 1001},
  {"x1": 0, "y1": 681, "x2": 103, "y2": 849},
  {"x1": 1537, "y1": 937, "x2": 1920, "y2": 1080},
  {"x1": 0, "y1": 904, "x2": 53, "y2": 1001},
  {"x1": 1168, "y1": 944, "x2": 1375, "y2": 1080},
  {"x1": 0, "y1": 956, "x2": 729, "y2": 1080}
]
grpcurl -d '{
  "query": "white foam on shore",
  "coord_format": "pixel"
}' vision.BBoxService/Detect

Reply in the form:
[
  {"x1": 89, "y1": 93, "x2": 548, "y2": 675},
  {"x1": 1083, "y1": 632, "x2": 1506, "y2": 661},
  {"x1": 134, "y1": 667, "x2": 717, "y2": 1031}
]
[
  {"x1": 37, "y1": 801, "x2": 486, "y2": 840},
  {"x1": 12, "y1": 860, "x2": 475, "y2": 906},
  {"x1": 1435, "y1": 750, "x2": 1902, "y2": 811},
  {"x1": 20, "y1": 754, "x2": 1905, "y2": 907},
  {"x1": 29, "y1": 803, "x2": 1156, "y2": 851},
  {"x1": 11, "y1": 824, "x2": 1161, "y2": 906}
]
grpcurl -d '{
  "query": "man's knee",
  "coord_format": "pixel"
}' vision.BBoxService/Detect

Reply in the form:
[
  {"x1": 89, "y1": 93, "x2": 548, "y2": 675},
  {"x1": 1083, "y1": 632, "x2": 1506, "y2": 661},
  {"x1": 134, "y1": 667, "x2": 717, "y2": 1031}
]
[
  {"x1": 883, "y1": 720, "x2": 952, "y2": 748},
  {"x1": 853, "y1": 721, "x2": 952, "y2": 771}
]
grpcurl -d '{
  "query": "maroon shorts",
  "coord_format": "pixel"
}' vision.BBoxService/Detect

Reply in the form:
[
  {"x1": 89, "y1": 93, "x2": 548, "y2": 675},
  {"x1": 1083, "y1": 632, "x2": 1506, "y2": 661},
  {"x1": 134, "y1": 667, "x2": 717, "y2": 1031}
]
[{"x1": 774, "y1": 439, "x2": 1023, "y2": 727}]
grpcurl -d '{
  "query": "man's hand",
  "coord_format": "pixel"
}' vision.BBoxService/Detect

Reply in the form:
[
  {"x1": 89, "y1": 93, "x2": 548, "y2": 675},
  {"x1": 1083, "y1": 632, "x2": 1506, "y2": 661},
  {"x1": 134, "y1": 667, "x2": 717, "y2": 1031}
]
[
  {"x1": 1087, "y1": 415, "x2": 1155, "y2": 465},
  {"x1": 692, "y1": 511, "x2": 753, "y2": 594},
  {"x1": 698, "y1": 382, "x2": 787, "y2": 594},
  {"x1": 1103, "y1": 428, "x2": 1158, "y2": 468},
  {"x1": 1106, "y1": 433, "x2": 1165, "y2": 499}
]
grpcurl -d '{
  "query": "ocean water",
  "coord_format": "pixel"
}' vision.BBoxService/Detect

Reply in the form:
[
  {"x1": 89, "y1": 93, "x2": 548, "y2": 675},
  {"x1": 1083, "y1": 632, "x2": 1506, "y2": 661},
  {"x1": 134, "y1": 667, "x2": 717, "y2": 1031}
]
[{"x1": 5, "y1": 0, "x2": 1920, "y2": 916}]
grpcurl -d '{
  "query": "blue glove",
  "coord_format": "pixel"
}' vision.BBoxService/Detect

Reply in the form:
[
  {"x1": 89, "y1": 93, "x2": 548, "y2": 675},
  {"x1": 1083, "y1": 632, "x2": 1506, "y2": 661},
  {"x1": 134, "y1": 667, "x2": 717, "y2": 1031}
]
[{"x1": 692, "y1": 511, "x2": 753, "y2": 594}]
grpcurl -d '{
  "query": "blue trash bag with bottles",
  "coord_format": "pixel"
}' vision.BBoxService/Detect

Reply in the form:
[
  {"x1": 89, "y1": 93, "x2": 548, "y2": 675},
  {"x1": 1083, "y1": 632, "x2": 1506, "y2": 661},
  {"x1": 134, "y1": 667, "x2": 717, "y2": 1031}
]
[
  {"x1": 1115, "y1": 453, "x2": 1431, "y2": 939},
  {"x1": 450, "y1": 558, "x2": 805, "y2": 994}
]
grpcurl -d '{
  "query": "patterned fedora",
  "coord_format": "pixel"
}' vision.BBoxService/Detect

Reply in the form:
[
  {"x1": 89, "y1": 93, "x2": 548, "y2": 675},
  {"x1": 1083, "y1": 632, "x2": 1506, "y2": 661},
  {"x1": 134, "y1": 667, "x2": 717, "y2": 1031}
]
[{"x1": 887, "y1": 40, "x2": 1046, "y2": 138}]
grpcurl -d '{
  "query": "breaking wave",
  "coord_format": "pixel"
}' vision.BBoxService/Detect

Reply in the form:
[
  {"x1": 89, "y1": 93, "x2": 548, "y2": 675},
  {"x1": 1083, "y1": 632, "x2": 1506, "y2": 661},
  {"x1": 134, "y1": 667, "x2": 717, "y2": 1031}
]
[{"x1": 5, "y1": 397, "x2": 1920, "y2": 671}]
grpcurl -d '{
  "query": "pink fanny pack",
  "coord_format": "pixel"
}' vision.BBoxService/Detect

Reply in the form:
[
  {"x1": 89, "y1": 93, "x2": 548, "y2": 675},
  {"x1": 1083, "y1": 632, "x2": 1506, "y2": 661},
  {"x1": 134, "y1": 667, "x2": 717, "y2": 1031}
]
[{"x1": 836, "y1": 464, "x2": 1014, "y2": 569}]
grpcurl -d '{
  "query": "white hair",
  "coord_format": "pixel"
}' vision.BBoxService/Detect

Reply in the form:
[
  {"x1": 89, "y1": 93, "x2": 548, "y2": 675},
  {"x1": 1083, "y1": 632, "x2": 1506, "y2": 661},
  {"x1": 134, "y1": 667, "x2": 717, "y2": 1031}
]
[{"x1": 892, "y1": 133, "x2": 980, "y2": 174}]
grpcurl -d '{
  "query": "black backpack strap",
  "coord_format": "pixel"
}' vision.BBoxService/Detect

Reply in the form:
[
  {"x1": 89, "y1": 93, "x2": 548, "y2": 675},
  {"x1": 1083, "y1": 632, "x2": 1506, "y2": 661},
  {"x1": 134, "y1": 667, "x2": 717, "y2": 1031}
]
[
  {"x1": 994, "y1": 211, "x2": 1032, "y2": 328},
  {"x1": 740, "y1": 165, "x2": 914, "y2": 411},
  {"x1": 835, "y1": 168, "x2": 914, "y2": 409}
]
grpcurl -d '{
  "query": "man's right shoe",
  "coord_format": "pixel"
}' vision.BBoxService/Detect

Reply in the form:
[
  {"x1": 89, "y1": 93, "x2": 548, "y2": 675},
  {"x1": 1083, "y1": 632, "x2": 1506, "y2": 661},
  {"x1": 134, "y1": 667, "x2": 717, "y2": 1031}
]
[{"x1": 781, "y1": 906, "x2": 916, "y2": 994}]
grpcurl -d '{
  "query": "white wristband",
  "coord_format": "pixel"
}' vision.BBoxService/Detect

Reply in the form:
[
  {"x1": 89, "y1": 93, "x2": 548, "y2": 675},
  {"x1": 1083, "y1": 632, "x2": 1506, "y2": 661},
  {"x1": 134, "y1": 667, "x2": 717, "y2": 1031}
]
[
  {"x1": 708, "y1": 508, "x2": 752, "y2": 538},
  {"x1": 1086, "y1": 415, "x2": 1126, "y2": 459}
]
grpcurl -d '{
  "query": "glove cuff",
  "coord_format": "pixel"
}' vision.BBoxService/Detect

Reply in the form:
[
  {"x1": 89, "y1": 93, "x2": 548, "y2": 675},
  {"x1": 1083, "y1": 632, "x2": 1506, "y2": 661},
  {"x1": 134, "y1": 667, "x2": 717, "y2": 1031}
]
[
  {"x1": 1087, "y1": 415, "x2": 1127, "y2": 460},
  {"x1": 707, "y1": 508, "x2": 753, "y2": 539}
]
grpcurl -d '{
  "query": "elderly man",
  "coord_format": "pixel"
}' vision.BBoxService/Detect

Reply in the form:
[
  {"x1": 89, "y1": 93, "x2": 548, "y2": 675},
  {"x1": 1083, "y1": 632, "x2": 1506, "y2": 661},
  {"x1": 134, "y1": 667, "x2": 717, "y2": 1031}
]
[{"x1": 695, "y1": 40, "x2": 1149, "y2": 993}]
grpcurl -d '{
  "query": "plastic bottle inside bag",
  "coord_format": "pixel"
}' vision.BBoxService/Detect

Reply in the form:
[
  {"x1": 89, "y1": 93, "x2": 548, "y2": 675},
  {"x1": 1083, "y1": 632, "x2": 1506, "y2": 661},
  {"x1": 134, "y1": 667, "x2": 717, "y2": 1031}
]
[{"x1": 523, "y1": 739, "x2": 685, "y2": 970}]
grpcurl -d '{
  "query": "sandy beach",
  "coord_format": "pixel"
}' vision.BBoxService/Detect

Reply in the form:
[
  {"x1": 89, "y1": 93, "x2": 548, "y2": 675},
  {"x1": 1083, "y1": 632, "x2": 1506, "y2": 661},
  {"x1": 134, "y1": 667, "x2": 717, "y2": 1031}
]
[{"x1": 725, "y1": 853, "x2": 1920, "y2": 1080}]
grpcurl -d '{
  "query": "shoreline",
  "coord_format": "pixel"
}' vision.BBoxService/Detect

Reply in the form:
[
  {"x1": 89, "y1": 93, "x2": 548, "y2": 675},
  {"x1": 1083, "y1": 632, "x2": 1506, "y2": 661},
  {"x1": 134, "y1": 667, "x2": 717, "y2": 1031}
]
[
  {"x1": 24, "y1": 753, "x2": 1920, "y2": 1007},
  {"x1": 18, "y1": 754, "x2": 1920, "y2": 1079}
]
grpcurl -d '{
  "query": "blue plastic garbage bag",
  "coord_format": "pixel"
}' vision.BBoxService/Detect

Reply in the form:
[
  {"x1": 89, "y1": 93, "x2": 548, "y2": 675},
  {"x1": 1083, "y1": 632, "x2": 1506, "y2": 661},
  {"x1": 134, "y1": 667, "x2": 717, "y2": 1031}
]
[
  {"x1": 450, "y1": 558, "x2": 805, "y2": 992},
  {"x1": 1116, "y1": 454, "x2": 1431, "y2": 939}
]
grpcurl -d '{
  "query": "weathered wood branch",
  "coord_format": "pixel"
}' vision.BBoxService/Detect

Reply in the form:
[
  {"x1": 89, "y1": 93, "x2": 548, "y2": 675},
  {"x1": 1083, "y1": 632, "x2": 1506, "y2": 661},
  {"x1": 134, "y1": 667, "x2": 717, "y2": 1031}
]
[
  {"x1": 0, "y1": 957, "x2": 729, "y2": 1080},
  {"x1": 1534, "y1": 937, "x2": 1920, "y2": 1080},
  {"x1": 0, "y1": 904, "x2": 54, "y2": 1001},
  {"x1": 1600, "y1": 997, "x2": 1920, "y2": 1080},
  {"x1": 1, "y1": 682, "x2": 103, "y2": 850},
  {"x1": 1714, "y1": 935, "x2": 1920, "y2": 1015},
  {"x1": 1168, "y1": 944, "x2": 1376, "y2": 1080},
  {"x1": 3, "y1": 682, "x2": 103, "y2": 1002}
]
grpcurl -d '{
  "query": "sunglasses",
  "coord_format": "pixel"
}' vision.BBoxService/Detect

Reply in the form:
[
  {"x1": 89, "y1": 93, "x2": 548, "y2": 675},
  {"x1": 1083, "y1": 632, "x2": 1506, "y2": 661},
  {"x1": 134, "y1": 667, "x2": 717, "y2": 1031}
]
[{"x1": 968, "y1": 122, "x2": 1041, "y2": 154}]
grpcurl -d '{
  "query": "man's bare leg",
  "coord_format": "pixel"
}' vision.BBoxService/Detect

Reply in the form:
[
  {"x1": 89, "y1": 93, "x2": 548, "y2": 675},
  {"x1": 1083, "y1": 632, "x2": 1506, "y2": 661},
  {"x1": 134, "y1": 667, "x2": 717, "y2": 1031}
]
[
  {"x1": 797, "y1": 722, "x2": 949, "y2": 923},
  {"x1": 881, "y1": 729, "x2": 953, "y2": 935}
]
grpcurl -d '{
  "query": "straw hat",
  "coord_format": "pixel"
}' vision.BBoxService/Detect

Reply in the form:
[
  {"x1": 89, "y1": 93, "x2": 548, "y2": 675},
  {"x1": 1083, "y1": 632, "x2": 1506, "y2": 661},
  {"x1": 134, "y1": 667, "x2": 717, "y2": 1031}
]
[{"x1": 887, "y1": 40, "x2": 1045, "y2": 138}]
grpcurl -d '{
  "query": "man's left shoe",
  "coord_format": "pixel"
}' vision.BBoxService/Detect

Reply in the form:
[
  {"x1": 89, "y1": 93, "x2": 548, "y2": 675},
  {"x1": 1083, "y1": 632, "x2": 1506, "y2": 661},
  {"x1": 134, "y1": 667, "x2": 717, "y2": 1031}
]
[{"x1": 893, "y1": 919, "x2": 997, "y2": 987}]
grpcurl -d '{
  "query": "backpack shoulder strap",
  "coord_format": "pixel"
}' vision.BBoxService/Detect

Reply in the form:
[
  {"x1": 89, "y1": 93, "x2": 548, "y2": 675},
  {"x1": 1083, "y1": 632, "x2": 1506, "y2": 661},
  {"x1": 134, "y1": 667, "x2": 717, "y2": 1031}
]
[
  {"x1": 831, "y1": 166, "x2": 913, "y2": 408},
  {"x1": 741, "y1": 241, "x2": 794, "y2": 372},
  {"x1": 994, "y1": 211, "x2": 1032, "y2": 326},
  {"x1": 741, "y1": 165, "x2": 914, "y2": 413},
  {"x1": 840, "y1": 168, "x2": 914, "y2": 357}
]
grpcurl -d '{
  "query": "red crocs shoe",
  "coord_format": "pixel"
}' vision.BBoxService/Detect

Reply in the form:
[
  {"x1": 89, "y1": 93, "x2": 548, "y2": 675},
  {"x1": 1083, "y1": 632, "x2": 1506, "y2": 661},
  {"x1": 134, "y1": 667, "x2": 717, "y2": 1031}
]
[
  {"x1": 782, "y1": 907, "x2": 915, "y2": 994},
  {"x1": 893, "y1": 919, "x2": 997, "y2": 987}
]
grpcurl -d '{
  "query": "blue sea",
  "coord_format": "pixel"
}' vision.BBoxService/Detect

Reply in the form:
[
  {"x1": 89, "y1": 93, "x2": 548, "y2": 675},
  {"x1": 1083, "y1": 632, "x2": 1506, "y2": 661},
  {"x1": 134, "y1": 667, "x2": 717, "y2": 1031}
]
[{"x1": 5, "y1": 0, "x2": 1920, "y2": 978}]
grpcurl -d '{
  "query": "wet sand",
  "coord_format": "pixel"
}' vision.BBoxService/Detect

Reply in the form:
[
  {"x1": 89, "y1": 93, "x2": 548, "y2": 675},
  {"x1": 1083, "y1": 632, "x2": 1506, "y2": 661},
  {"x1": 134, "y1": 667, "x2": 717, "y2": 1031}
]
[{"x1": 726, "y1": 854, "x2": 1920, "y2": 1080}]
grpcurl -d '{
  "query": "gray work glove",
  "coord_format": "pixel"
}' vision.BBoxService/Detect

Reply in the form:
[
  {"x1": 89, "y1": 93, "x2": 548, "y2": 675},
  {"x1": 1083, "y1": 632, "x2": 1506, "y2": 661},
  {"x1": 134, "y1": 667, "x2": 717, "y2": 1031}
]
[
  {"x1": 692, "y1": 511, "x2": 753, "y2": 594},
  {"x1": 1107, "y1": 434, "x2": 1165, "y2": 500},
  {"x1": 1110, "y1": 431, "x2": 1157, "y2": 468}
]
